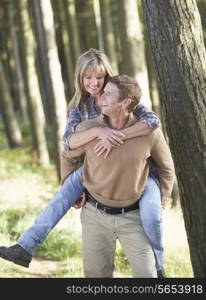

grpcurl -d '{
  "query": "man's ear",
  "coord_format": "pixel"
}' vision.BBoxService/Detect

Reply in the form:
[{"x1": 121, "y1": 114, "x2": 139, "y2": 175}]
[{"x1": 121, "y1": 98, "x2": 132, "y2": 109}]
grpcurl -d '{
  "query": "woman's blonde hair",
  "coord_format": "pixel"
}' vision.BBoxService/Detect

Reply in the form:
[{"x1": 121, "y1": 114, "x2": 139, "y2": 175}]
[{"x1": 68, "y1": 48, "x2": 114, "y2": 112}]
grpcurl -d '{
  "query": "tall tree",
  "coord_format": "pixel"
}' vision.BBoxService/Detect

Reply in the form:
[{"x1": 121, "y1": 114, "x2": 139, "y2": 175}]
[
  {"x1": 118, "y1": 0, "x2": 151, "y2": 107},
  {"x1": 64, "y1": 0, "x2": 81, "y2": 62},
  {"x1": 99, "y1": 0, "x2": 118, "y2": 73},
  {"x1": 59, "y1": 0, "x2": 76, "y2": 97},
  {"x1": 38, "y1": 0, "x2": 67, "y2": 177},
  {"x1": 93, "y1": 0, "x2": 104, "y2": 51},
  {"x1": 8, "y1": 0, "x2": 28, "y2": 121},
  {"x1": 0, "y1": 60, "x2": 23, "y2": 148},
  {"x1": 197, "y1": 0, "x2": 206, "y2": 46},
  {"x1": 29, "y1": 0, "x2": 53, "y2": 123},
  {"x1": 0, "y1": 1, "x2": 17, "y2": 109},
  {"x1": 76, "y1": 0, "x2": 98, "y2": 51},
  {"x1": 19, "y1": 0, "x2": 50, "y2": 167},
  {"x1": 143, "y1": 0, "x2": 206, "y2": 277}
]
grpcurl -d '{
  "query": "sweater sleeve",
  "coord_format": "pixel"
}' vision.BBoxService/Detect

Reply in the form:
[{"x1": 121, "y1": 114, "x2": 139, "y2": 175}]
[
  {"x1": 134, "y1": 104, "x2": 160, "y2": 129},
  {"x1": 150, "y1": 129, "x2": 175, "y2": 206}
]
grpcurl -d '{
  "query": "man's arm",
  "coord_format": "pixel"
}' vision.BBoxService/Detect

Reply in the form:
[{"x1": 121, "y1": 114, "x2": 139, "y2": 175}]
[
  {"x1": 150, "y1": 129, "x2": 175, "y2": 207},
  {"x1": 61, "y1": 147, "x2": 85, "y2": 185}
]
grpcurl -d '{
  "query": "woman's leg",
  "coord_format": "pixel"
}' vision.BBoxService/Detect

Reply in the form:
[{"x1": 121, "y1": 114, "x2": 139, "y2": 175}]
[
  {"x1": 139, "y1": 176, "x2": 164, "y2": 271},
  {"x1": 17, "y1": 167, "x2": 84, "y2": 254}
]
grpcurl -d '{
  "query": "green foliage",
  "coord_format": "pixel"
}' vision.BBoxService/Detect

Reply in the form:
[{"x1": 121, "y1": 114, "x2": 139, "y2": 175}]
[
  {"x1": 51, "y1": 258, "x2": 84, "y2": 278},
  {"x1": 0, "y1": 208, "x2": 41, "y2": 241},
  {"x1": 0, "y1": 209, "x2": 28, "y2": 240},
  {"x1": 165, "y1": 244, "x2": 193, "y2": 277},
  {"x1": 35, "y1": 230, "x2": 81, "y2": 261},
  {"x1": 114, "y1": 242, "x2": 131, "y2": 276}
]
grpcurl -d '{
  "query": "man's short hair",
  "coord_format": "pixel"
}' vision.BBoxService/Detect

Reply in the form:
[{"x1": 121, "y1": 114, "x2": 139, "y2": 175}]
[{"x1": 107, "y1": 75, "x2": 142, "y2": 112}]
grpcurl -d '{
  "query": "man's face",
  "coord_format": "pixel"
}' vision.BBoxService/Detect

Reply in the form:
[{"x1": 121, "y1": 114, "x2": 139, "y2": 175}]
[{"x1": 101, "y1": 82, "x2": 122, "y2": 116}]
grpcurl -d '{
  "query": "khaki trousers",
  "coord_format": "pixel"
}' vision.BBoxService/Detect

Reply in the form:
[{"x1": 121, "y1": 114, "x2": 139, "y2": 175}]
[{"x1": 80, "y1": 202, "x2": 157, "y2": 278}]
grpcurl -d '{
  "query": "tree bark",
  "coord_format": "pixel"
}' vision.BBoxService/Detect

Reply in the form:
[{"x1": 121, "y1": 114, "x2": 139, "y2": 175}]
[
  {"x1": 143, "y1": 0, "x2": 206, "y2": 277},
  {"x1": 196, "y1": 0, "x2": 206, "y2": 46},
  {"x1": 93, "y1": 0, "x2": 104, "y2": 51},
  {"x1": 118, "y1": 0, "x2": 151, "y2": 107},
  {"x1": 39, "y1": 0, "x2": 67, "y2": 177},
  {"x1": 29, "y1": 0, "x2": 53, "y2": 123},
  {"x1": 99, "y1": 0, "x2": 118, "y2": 73},
  {"x1": 0, "y1": 60, "x2": 23, "y2": 148},
  {"x1": 76, "y1": 0, "x2": 98, "y2": 52},
  {"x1": 65, "y1": 0, "x2": 81, "y2": 62},
  {"x1": 8, "y1": 0, "x2": 28, "y2": 121},
  {"x1": 19, "y1": 0, "x2": 50, "y2": 167},
  {"x1": 56, "y1": 0, "x2": 75, "y2": 98}
]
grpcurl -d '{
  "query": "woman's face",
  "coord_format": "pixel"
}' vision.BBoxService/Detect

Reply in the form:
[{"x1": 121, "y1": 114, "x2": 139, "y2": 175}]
[{"x1": 83, "y1": 70, "x2": 105, "y2": 98}]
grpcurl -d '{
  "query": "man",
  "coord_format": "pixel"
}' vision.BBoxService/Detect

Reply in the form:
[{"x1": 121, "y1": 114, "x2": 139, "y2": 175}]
[{"x1": 61, "y1": 75, "x2": 175, "y2": 278}]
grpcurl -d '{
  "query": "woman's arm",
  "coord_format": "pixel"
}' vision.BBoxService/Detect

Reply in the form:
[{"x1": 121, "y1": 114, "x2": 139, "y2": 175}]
[
  {"x1": 69, "y1": 127, "x2": 126, "y2": 149},
  {"x1": 121, "y1": 104, "x2": 160, "y2": 139},
  {"x1": 121, "y1": 122, "x2": 152, "y2": 140},
  {"x1": 63, "y1": 106, "x2": 125, "y2": 150},
  {"x1": 63, "y1": 106, "x2": 82, "y2": 150},
  {"x1": 94, "y1": 104, "x2": 160, "y2": 158}
]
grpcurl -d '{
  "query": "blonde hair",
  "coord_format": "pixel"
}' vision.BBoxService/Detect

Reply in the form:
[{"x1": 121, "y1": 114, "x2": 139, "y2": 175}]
[{"x1": 68, "y1": 49, "x2": 113, "y2": 112}]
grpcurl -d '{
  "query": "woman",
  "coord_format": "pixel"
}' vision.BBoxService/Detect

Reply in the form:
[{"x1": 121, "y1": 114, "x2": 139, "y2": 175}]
[{"x1": 0, "y1": 49, "x2": 164, "y2": 277}]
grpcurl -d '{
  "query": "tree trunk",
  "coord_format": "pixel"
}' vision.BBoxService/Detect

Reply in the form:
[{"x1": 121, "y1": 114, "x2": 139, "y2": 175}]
[
  {"x1": 197, "y1": 0, "x2": 206, "y2": 46},
  {"x1": 118, "y1": 0, "x2": 151, "y2": 107},
  {"x1": 39, "y1": 0, "x2": 67, "y2": 177},
  {"x1": 19, "y1": 0, "x2": 50, "y2": 167},
  {"x1": 99, "y1": 0, "x2": 118, "y2": 73},
  {"x1": 65, "y1": 0, "x2": 81, "y2": 62},
  {"x1": 1, "y1": 1, "x2": 17, "y2": 110},
  {"x1": 29, "y1": 0, "x2": 53, "y2": 123},
  {"x1": 0, "y1": 60, "x2": 23, "y2": 148},
  {"x1": 93, "y1": 0, "x2": 104, "y2": 51},
  {"x1": 143, "y1": 0, "x2": 206, "y2": 277},
  {"x1": 76, "y1": 0, "x2": 98, "y2": 52},
  {"x1": 8, "y1": 0, "x2": 28, "y2": 121},
  {"x1": 55, "y1": 0, "x2": 74, "y2": 99}
]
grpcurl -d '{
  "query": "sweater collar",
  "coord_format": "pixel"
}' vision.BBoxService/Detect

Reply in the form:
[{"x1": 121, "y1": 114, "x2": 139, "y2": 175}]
[{"x1": 98, "y1": 113, "x2": 137, "y2": 129}]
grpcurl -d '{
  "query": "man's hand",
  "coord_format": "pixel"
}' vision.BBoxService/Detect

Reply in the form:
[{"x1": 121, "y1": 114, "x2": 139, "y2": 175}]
[{"x1": 72, "y1": 192, "x2": 86, "y2": 209}]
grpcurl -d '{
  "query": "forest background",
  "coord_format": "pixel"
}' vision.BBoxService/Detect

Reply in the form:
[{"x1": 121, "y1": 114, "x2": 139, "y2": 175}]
[{"x1": 0, "y1": 0, "x2": 206, "y2": 278}]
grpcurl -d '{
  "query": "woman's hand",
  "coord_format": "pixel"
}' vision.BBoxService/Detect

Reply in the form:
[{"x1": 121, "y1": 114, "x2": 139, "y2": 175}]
[
  {"x1": 96, "y1": 127, "x2": 125, "y2": 146},
  {"x1": 94, "y1": 139, "x2": 115, "y2": 158},
  {"x1": 94, "y1": 128, "x2": 125, "y2": 158}
]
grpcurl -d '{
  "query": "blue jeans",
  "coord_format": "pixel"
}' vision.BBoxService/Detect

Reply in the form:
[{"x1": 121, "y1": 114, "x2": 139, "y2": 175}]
[
  {"x1": 17, "y1": 168, "x2": 163, "y2": 270},
  {"x1": 139, "y1": 176, "x2": 163, "y2": 271},
  {"x1": 17, "y1": 168, "x2": 84, "y2": 254}
]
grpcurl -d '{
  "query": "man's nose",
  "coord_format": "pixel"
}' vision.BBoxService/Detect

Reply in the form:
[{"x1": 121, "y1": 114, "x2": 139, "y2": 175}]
[{"x1": 100, "y1": 93, "x2": 105, "y2": 104}]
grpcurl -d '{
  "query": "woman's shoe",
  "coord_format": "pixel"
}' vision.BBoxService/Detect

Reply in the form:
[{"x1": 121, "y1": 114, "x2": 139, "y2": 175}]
[{"x1": 0, "y1": 244, "x2": 32, "y2": 268}]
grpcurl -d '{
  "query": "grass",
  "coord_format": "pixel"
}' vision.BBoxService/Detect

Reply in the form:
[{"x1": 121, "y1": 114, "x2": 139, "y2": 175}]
[
  {"x1": 35, "y1": 230, "x2": 81, "y2": 261},
  {"x1": 0, "y1": 121, "x2": 193, "y2": 278}
]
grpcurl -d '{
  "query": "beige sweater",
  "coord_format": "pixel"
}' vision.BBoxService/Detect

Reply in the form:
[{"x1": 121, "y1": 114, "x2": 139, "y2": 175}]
[{"x1": 61, "y1": 114, "x2": 175, "y2": 208}]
